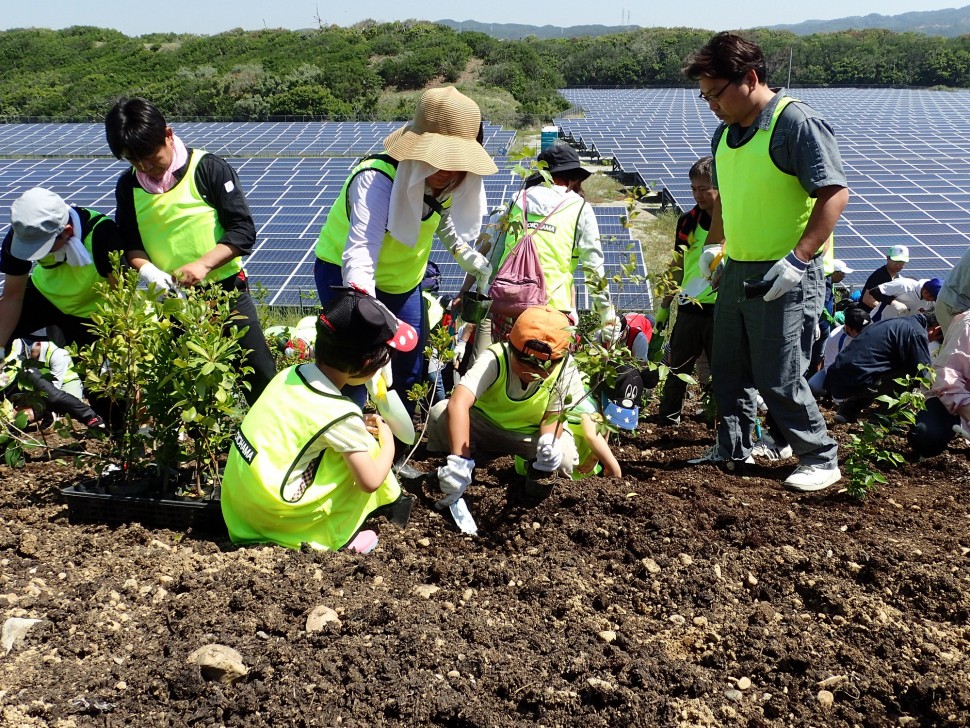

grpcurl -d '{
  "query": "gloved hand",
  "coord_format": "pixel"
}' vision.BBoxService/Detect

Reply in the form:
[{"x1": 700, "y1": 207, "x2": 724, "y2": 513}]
[
  {"x1": 451, "y1": 241, "x2": 492, "y2": 289},
  {"x1": 594, "y1": 305, "x2": 620, "y2": 347},
  {"x1": 453, "y1": 339, "x2": 467, "y2": 366},
  {"x1": 762, "y1": 251, "x2": 808, "y2": 302},
  {"x1": 698, "y1": 245, "x2": 722, "y2": 281},
  {"x1": 596, "y1": 318, "x2": 623, "y2": 347},
  {"x1": 677, "y1": 276, "x2": 710, "y2": 306},
  {"x1": 138, "y1": 262, "x2": 175, "y2": 291},
  {"x1": 953, "y1": 422, "x2": 970, "y2": 442},
  {"x1": 533, "y1": 433, "x2": 564, "y2": 473},
  {"x1": 436, "y1": 454, "x2": 475, "y2": 508},
  {"x1": 654, "y1": 306, "x2": 670, "y2": 331}
]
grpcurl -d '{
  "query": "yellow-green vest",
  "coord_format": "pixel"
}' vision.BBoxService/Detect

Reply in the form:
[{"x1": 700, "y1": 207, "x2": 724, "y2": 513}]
[
  {"x1": 316, "y1": 156, "x2": 446, "y2": 294},
  {"x1": 132, "y1": 149, "x2": 242, "y2": 283},
  {"x1": 423, "y1": 291, "x2": 445, "y2": 330},
  {"x1": 221, "y1": 364, "x2": 400, "y2": 551},
  {"x1": 495, "y1": 192, "x2": 585, "y2": 311},
  {"x1": 32, "y1": 209, "x2": 109, "y2": 317},
  {"x1": 679, "y1": 223, "x2": 716, "y2": 305},
  {"x1": 472, "y1": 344, "x2": 566, "y2": 434},
  {"x1": 26, "y1": 339, "x2": 81, "y2": 390},
  {"x1": 716, "y1": 97, "x2": 833, "y2": 262}
]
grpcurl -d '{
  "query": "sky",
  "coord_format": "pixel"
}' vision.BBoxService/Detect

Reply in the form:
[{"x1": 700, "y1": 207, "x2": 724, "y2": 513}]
[{"x1": 0, "y1": 1, "x2": 962, "y2": 36}]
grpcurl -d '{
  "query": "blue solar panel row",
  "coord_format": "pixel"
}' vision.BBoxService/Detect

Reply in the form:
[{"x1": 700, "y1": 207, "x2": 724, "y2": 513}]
[
  {"x1": 0, "y1": 121, "x2": 516, "y2": 159},
  {"x1": 0, "y1": 155, "x2": 651, "y2": 310},
  {"x1": 556, "y1": 87, "x2": 970, "y2": 287}
]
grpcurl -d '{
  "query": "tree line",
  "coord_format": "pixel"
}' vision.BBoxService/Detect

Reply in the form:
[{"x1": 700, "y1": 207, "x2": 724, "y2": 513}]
[{"x1": 1, "y1": 23, "x2": 968, "y2": 125}]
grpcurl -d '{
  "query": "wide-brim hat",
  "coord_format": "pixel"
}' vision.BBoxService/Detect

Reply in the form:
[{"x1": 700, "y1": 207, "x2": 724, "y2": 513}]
[
  {"x1": 10, "y1": 188, "x2": 69, "y2": 261},
  {"x1": 383, "y1": 87, "x2": 497, "y2": 177}
]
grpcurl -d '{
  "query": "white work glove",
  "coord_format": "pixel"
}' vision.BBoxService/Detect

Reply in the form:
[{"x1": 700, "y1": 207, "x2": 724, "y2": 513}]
[
  {"x1": 436, "y1": 454, "x2": 475, "y2": 508},
  {"x1": 677, "y1": 276, "x2": 709, "y2": 305},
  {"x1": 138, "y1": 262, "x2": 176, "y2": 291},
  {"x1": 698, "y1": 244, "x2": 722, "y2": 281},
  {"x1": 594, "y1": 305, "x2": 620, "y2": 347},
  {"x1": 453, "y1": 339, "x2": 467, "y2": 366},
  {"x1": 533, "y1": 433, "x2": 564, "y2": 473},
  {"x1": 451, "y1": 241, "x2": 492, "y2": 290},
  {"x1": 762, "y1": 252, "x2": 808, "y2": 302},
  {"x1": 953, "y1": 423, "x2": 970, "y2": 442}
]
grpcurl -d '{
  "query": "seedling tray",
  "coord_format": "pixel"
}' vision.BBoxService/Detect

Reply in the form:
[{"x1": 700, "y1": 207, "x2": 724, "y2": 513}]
[{"x1": 62, "y1": 479, "x2": 225, "y2": 534}]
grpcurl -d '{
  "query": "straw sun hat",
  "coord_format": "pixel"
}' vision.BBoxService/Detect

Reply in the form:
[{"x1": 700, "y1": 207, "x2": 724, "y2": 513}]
[{"x1": 383, "y1": 87, "x2": 498, "y2": 176}]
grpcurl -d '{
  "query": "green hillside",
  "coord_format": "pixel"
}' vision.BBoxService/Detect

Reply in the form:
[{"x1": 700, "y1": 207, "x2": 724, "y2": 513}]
[{"x1": 0, "y1": 23, "x2": 968, "y2": 124}]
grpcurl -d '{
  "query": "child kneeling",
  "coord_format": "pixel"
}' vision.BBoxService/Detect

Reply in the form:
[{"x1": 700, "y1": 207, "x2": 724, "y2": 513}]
[
  {"x1": 221, "y1": 287, "x2": 416, "y2": 552},
  {"x1": 425, "y1": 305, "x2": 619, "y2": 506}
]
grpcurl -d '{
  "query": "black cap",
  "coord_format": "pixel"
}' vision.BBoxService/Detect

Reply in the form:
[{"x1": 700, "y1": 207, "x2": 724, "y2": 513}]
[
  {"x1": 529, "y1": 142, "x2": 591, "y2": 185},
  {"x1": 319, "y1": 287, "x2": 417, "y2": 352}
]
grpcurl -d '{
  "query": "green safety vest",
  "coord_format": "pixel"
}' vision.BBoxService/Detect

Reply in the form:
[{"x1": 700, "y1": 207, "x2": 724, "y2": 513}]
[
  {"x1": 132, "y1": 149, "x2": 242, "y2": 283},
  {"x1": 423, "y1": 290, "x2": 445, "y2": 330},
  {"x1": 316, "y1": 155, "x2": 446, "y2": 294},
  {"x1": 31, "y1": 208, "x2": 109, "y2": 317},
  {"x1": 495, "y1": 192, "x2": 585, "y2": 312},
  {"x1": 472, "y1": 344, "x2": 566, "y2": 434},
  {"x1": 716, "y1": 97, "x2": 833, "y2": 262},
  {"x1": 679, "y1": 223, "x2": 716, "y2": 305},
  {"x1": 221, "y1": 364, "x2": 401, "y2": 551}
]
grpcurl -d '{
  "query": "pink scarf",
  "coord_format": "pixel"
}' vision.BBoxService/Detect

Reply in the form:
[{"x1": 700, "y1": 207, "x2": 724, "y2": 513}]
[{"x1": 136, "y1": 134, "x2": 189, "y2": 194}]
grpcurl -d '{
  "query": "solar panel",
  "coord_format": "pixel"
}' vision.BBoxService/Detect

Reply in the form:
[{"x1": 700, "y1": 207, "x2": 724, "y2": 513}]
[
  {"x1": 557, "y1": 87, "x2": 970, "y2": 286},
  {"x1": 0, "y1": 155, "x2": 650, "y2": 311}
]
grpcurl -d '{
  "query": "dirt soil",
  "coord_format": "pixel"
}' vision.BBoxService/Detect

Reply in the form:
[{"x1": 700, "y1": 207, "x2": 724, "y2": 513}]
[{"x1": 1, "y1": 406, "x2": 969, "y2": 727}]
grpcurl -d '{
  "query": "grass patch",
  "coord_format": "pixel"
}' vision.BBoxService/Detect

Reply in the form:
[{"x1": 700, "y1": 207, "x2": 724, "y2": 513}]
[
  {"x1": 376, "y1": 83, "x2": 521, "y2": 126},
  {"x1": 583, "y1": 173, "x2": 625, "y2": 204},
  {"x1": 629, "y1": 206, "x2": 679, "y2": 297}
]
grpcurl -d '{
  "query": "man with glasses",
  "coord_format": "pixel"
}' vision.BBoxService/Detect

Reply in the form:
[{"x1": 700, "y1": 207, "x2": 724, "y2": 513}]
[
  {"x1": 683, "y1": 32, "x2": 849, "y2": 492},
  {"x1": 425, "y1": 305, "x2": 587, "y2": 507}
]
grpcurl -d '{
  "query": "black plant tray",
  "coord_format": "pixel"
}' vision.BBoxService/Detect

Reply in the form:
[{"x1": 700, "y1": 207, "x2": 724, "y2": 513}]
[{"x1": 62, "y1": 477, "x2": 225, "y2": 534}]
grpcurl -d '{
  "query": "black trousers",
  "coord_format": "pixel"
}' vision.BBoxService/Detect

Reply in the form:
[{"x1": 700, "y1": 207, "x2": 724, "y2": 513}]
[
  {"x1": 9, "y1": 369, "x2": 98, "y2": 424},
  {"x1": 909, "y1": 397, "x2": 960, "y2": 458},
  {"x1": 657, "y1": 306, "x2": 714, "y2": 424}
]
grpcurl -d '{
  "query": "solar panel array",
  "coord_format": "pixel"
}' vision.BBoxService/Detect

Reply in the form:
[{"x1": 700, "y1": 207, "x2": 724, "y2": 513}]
[
  {"x1": 557, "y1": 87, "x2": 970, "y2": 287},
  {"x1": 0, "y1": 121, "x2": 515, "y2": 158},
  {"x1": 0, "y1": 153, "x2": 650, "y2": 310}
]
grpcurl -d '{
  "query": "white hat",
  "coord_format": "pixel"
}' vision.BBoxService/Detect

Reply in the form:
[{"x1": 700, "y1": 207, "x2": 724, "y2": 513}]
[
  {"x1": 887, "y1": 245, "x2": 910, "y2": 263},
  {"x1": 832, "y1": 259, "x2": 854, "y2": 274},
  {"x1": 10, "y1": 188, "x2": 70, "y2": 261}
]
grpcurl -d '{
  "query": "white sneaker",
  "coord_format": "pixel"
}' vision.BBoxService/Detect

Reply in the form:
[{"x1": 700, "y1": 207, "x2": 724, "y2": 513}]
[
  {"x1": 783, "y1": 464, "x2": 841, "y2": 492},
  {"x1": 688, "y1": 444, "x2": 754, "y2": 471},
  {"x1": 751, "y1": 433, "x2": 793, "y2": 461}
]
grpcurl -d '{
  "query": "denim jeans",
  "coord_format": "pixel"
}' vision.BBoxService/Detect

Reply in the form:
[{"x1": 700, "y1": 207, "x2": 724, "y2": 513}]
[{"x1": 711, "y1": 256, "x2": 838, "y2": 467}]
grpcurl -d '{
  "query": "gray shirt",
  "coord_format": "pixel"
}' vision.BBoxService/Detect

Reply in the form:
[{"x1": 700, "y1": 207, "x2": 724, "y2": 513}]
[
  {"x1": 711, "y1": 88, "x2": 847, "y2": 197},
  {"x1": 939, "y1": 246, "x2": 970, "y2": 314}
]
